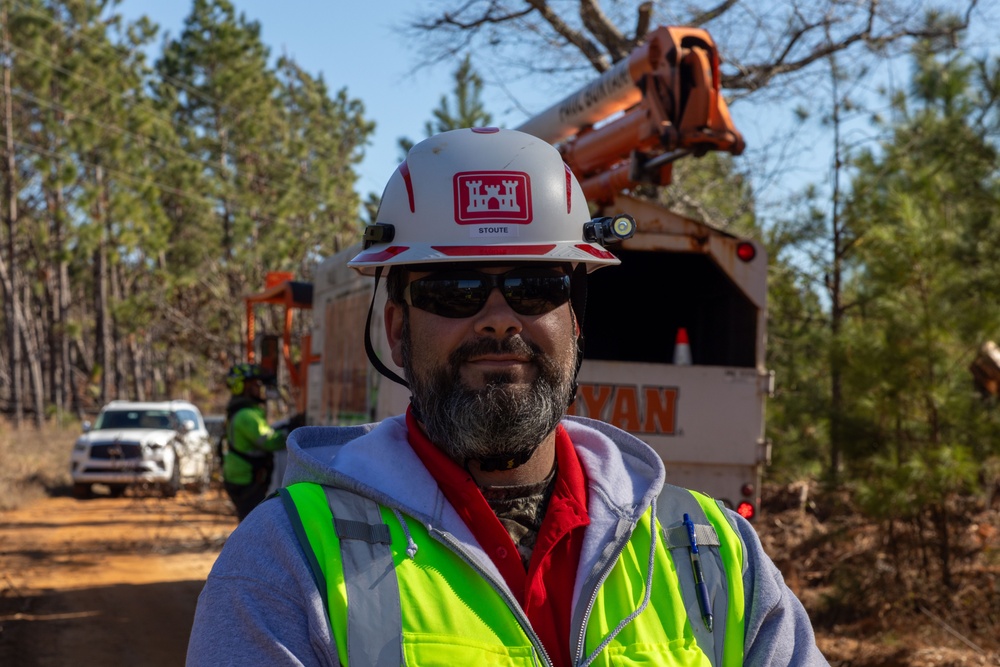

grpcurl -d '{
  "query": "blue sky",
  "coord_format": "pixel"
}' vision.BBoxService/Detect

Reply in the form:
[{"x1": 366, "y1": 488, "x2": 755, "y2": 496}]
[
  {"x1": 117, "y1": 0, "x2": 563, "y2": 198},
  {"x1": 117, "y1": 0, "x2": 797, "y2": 204},
  {"x1": 115, "y1": 0, "x2": 1000, "y2": 222}
]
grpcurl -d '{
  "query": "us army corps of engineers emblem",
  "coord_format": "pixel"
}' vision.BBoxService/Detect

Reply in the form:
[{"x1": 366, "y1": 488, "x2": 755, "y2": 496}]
[{"x1": 453, "y1": 171, "x2": 533, "y2": 238}]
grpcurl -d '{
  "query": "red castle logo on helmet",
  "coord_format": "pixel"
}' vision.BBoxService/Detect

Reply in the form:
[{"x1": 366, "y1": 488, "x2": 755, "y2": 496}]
[{"x1": 453, "y1": 171, "x2": 533, "y2": 225}]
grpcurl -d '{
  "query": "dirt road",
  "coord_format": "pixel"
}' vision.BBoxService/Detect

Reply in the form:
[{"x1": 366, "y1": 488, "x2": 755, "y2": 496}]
[
  {"x1": 0, "y1": 489, "x2": 236, "y2": 667},
  {"x1": 2, "y1": 485, "x2": 996, "y2": 666}
]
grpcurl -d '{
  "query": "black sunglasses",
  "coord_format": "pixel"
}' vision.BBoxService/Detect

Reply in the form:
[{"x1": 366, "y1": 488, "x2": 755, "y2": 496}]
[{"x1": 403, "y1": 267, "x2": 571, "y2": 319}]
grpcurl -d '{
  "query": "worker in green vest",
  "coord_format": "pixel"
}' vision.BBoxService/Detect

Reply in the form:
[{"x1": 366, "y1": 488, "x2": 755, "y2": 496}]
[
  {"x1": 188, "y1": 128, "x2": 829, "y2": 665},
  {"x1": 221, "y1": 363, "x2": 292, "y2": 521}
]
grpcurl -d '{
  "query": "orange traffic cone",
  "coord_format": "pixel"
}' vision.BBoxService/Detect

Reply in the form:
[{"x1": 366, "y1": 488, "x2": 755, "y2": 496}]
[{"x1": 673, "y1": 327, "x2": 692, "y2": 365}]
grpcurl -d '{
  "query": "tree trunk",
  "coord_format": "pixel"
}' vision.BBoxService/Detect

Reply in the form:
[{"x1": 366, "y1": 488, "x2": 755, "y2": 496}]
[
  {"x1": 153, "y1": 362, "x2": 164, "y2": 400},
  {"x1": 60, "y1": 254, "x2": 71, "y2": 413},
  {"x1": 22, "y1": 282, "x2": 45, "y2": 427},
  {"x1": 2, "y1": 8, "x2": 23, "y2": 426},
  {"x1": 46, "y1": 55, "x2": 71, "y2": 418},
  {"x1": 46, "y1": 263, "x2": 60, "y2": 413},
  {"x1": 93, "y1": 164, "x2": 112, "y2": 403},
  {"x1": 129, "y1": 333, "x2": 144, "y2": 401},
  {"x1": 931, "y1": 504, "x2": 952, "y2": 588},
  {"x1": 43, "y1": 181, "x2": 68, "y2": 417},
  {"x1": 111, "y1": 262, "x2": 127, "y2": 399},
  {"x1": 0, "y1": 248, "x2": 44, "y2": 427},
  {"x1": 826, "y1": 54, "x2": 846, "y2": 485}
]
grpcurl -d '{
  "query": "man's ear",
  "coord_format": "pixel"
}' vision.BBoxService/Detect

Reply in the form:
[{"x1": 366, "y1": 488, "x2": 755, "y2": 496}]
[{"x1": 385, "y1": 299, "x2": 405, "y2": 368}]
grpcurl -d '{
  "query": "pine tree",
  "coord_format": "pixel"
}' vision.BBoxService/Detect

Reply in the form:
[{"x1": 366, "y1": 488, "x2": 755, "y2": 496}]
[{"x1": 397, "y1": 54, "x2": 493, "y2": 158}]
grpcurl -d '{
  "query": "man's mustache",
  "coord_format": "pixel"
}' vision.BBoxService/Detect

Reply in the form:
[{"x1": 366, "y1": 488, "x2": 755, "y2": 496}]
[{"x1": 449, "y1": 336, "x2": 541, "y2": 366}]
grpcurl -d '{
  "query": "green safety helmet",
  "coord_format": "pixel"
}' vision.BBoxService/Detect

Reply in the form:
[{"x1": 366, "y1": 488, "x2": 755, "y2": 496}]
[{"x1": 225, "y1": 363, "x2": 274, "y2": 396}]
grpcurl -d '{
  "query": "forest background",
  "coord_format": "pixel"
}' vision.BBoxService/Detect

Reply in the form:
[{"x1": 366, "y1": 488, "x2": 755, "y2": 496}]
[{"x1": 2, "y1": 0, "x2": 1000, "y2": 648}]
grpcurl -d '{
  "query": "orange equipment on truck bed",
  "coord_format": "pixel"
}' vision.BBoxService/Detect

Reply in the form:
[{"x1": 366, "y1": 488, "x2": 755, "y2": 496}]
[
  {"x1": 244, "y1": 271, "x2": 316, "y2": 414},
  {"x1": 516, "y1": 25, "x2": 744, "y2": 204}
]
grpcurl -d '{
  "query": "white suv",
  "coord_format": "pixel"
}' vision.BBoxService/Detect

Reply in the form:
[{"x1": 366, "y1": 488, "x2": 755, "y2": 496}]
[{"x1": 70, "y1": 400, "x2": 215, "y2": 498}]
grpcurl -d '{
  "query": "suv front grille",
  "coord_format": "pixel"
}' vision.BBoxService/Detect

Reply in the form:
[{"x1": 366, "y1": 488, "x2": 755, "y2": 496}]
[{"x1": 90, "y1": 442, "x2": 142, "y2": 460}]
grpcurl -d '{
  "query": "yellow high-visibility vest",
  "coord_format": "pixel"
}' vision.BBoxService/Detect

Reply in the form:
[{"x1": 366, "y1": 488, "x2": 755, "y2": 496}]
[{"x1": 279, "y1": 482, "x2": 745, "y2": 666}]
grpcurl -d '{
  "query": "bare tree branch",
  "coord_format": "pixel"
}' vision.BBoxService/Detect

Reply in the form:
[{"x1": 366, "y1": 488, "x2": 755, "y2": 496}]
[
  {"x1": 412, "y1": 1, "x2": 532, "y2": 31},
  {"x1": 520, "y1": 0, "x2": 610, "y2": 71},
  {"x1": 723, "y1": 0, "x2": 974, "y2": 91},
  {"x1": 403, "y1": 0, "x2": 984, "y2": 97},
  {"x1": 635, "y1": 2, "x2": 653, "y2": 40},
  {"x1": 688, "y1": 0, "x2": 742, "y2": 27},
  {"x1": 577, "y1": 0, "x2": 630, "y2": 61}
]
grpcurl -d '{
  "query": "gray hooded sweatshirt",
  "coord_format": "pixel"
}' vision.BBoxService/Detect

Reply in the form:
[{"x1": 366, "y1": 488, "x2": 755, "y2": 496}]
[{"x1": 186, "y1": 415, "x2": 829, "y2": 666}]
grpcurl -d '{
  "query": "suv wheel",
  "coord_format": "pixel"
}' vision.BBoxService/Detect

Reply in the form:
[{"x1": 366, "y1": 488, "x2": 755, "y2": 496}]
[
  {"x1": 108, "y1": 484, "x2": 128, "y2": 498},
  {"x1": 192, "y1": 452, "x2": 212, "y2": 494},
  {"x1": 162, "y1": 451, "x2": 181, "y2": 498},
  {"x1": 72, "y1": 482, "x2": 92, "y2": 499}
]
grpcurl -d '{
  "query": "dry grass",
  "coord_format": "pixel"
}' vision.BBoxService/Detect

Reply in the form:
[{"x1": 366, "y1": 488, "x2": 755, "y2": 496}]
[{"x1": 0, "y1": 418, "x2": 79, "y2": 510}]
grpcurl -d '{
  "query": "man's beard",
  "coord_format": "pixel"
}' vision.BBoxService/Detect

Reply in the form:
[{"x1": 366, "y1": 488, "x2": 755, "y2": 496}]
[{"x1": 401, "y1": 318, "x2": 576, "y2": 466}]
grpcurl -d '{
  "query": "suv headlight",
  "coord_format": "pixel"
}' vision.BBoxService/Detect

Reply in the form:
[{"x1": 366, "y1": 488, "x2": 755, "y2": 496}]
[
  {"x1": 140, "y1": 442, "x2": 157, "y2": 458},
  {"x1": 73, "y1": 440, "x2": 87, "y2": 452}
]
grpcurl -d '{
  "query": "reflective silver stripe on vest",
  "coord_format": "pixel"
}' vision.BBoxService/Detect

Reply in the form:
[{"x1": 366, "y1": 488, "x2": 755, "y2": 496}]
[
  {"x1": 655, "y1": 487, "x2": 729, "y2": 667},
  {"x1": 323, "y1": 487, "x2": 403, "y2": 667},
  {"x1": 661, "y1": 523, "x2": 720, "y2": 550}
]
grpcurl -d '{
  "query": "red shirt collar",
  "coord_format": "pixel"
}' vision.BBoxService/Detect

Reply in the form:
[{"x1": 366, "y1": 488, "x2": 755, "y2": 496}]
[{"x1": 404, "y1": 406, "x2": 588, "y2": 583}]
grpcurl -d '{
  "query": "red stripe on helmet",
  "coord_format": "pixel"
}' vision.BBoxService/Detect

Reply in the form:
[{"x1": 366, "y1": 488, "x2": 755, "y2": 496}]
[
  {"x1": 352, "y1": 246, "x2": 410, "y2": 263},
  {"x1": 399, "y1": 161, "x2": 415, "y2": 213},
  {"x1": 575, "y1": 243, "x2": 617, "y2": 260},
  {"x1": 564, "y1": 164, "x2": 573, "y2": 214},
  {"x1": 432, "y1": 245, "x2": 557, "y2": 257}
]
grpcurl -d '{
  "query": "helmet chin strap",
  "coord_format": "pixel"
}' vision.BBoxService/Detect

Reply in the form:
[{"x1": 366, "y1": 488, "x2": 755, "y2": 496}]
[
  {"x1": 364, "y1": 266, "x2": 410, "y2": 389},
  {"x1": 567, "y1": 263, "x2": 588, "y2": 409},
  {"x1": 568, "y1": 335, "x2": 584, "y2": 409}
]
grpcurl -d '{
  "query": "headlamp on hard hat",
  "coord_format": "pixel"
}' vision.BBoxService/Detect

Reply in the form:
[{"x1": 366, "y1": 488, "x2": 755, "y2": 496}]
[
  {"x1": 363, "y1": 223, "x2": 395, "y2": 249},
  {"x1": 583, "y1": 214, "x2": 637, "y2": 246}
]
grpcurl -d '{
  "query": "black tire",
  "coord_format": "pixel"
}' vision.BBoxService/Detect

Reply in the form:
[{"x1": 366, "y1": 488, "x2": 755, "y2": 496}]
[
  {"x1": 191, "y1": 453, "x2": 212, "y2": 494},
  {"x1": 162, "y1": 450, "x2": 181, "y2": 498},
  {"x1": 108, "y1": 484, "x2": 128, "y2": 498},
  {"x1": 72, "y1": 482, "x2": 92, "y2": 499}
]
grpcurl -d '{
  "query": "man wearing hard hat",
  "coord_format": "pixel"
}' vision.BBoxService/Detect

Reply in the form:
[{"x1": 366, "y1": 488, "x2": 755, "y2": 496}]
[{"x1": 188, "y1": 127, "x2": 828, "y2": 666}]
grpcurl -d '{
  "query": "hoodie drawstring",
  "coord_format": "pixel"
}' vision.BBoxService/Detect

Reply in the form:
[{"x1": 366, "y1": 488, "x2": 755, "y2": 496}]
[{"x1": 392, "y1": 507, "x2": 419, "y2": 559}]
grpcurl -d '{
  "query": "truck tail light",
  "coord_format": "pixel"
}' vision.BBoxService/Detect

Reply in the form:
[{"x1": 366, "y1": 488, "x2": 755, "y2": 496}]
[
  {"x1": 736, "y1": 242, "x2": 756, "y2": 262},
  {"x1": 737, "y1": 483, "x2": 756, "y2": 519}
]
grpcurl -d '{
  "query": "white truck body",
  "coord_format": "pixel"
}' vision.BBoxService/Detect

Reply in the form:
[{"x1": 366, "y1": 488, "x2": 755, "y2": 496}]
[{"x1": 303, "y1": 193, "x2": 771, "y2": 516}]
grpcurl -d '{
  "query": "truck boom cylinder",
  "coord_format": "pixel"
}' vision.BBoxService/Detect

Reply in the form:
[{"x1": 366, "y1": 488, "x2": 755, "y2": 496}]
[{"x1": 516, "y1": 25, "x2": 744, "y2": 196}]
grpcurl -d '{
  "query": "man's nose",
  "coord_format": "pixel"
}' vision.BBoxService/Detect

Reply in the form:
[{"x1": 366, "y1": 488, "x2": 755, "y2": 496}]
[{"x1": 473, "y1": 288, "x2": 522, "y2": 336}]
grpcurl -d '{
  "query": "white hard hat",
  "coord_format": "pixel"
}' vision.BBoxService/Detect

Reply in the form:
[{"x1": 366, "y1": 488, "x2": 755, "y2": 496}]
[{"x1": 348, "y1": 127, "x2": 625, "y2": 275}]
